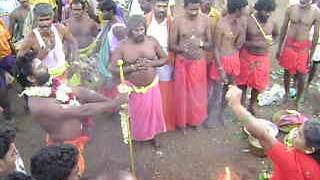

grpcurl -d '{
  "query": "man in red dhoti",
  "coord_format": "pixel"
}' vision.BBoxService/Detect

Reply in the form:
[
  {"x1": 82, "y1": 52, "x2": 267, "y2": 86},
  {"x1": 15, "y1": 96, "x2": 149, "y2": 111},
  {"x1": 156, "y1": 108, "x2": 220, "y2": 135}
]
[
  {"x1": 109, "y1": 15, "x2": 167, "y2": 147},
  {"x1": 276, "y1": 0, "x2": 320, "y2": 107},
  {"x1": 236, "y1": 0, "x2": 279, "y2": 114},
  {"x1": 207, "y1": 0, "x2": 247, "y2": 126},
  {"x1": 169, "y1": 0, "x2": 213, "y2": 132}
]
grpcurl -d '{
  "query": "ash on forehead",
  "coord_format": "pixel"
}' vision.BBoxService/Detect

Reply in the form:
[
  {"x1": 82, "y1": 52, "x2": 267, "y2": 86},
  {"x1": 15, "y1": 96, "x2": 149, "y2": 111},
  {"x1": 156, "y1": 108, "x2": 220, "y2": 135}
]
[
  {"x1": 33, "y1": 3, "x2": 54, "y2": 17},
  {"x1": 127, "y1": 15, "x2": 146, "y2": 32}
]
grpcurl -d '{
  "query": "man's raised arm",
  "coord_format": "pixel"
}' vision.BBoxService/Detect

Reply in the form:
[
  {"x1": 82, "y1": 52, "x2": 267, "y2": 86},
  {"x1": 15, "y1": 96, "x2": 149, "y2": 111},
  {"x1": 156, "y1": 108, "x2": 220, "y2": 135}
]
[{"x1": 226, "y1": 85, "x2": 277, "y2": 151}]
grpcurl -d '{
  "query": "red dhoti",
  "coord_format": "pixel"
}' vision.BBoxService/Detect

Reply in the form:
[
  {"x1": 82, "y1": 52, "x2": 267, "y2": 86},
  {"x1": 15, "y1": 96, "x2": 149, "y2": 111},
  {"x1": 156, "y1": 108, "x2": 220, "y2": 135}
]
[
  {"x1": 279, "y1": 37, "x2": 311, "y2": 75},
  {"x1": 236, "y1": 48, "x2": 270, "y2": 91},
  {"x1": 210, "y1": 52, "x2": 240, "y2": 80},
  {"x1": 174, "y1": 55, "x2": 208, "y2": 128},
  {"x1": 159, "y1": 81, "x2": 175, "y2": 131},
  {"x1": 46, "y1": 134, "x2": 89, "y2": 176}
]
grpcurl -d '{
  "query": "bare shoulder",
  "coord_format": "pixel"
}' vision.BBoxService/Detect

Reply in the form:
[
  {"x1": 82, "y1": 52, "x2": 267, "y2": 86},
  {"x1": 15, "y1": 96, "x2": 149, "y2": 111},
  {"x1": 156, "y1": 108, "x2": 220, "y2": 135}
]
[
  {"x1": 216, "y1": 17, "x2": 226, "y2": 30},
  {"x1": 115, "y1": 40, "x2": 128, "y2": 51},
  {"x1": 173, "y1": 14, "x2": 184, "y2": 24},
  {"x1": 146, "y1": 36, "x2": 158, "y2": 44},
  {"x1": 200, "y1": 13, "x2": 210, "y2": 22},
  {"x1": 10, "y1": 8, "x2": 19, "y2": 17},
  {"x1": 55, "y1": 23, "x2": 68, "y2": 31},
  {"x1": 62, "y1": 19, "x2": 71, "y2": 26}
]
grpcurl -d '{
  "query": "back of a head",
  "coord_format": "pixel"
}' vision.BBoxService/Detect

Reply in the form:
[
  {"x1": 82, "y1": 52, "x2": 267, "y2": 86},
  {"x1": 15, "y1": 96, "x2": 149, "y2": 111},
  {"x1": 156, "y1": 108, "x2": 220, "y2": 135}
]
[
  {"x1": 254, "y1": 0, "x2": 276, "y2": 12},
  {"x1": 227, "y1": 0, "x2": 248, "y2": 14},
  {"x1": 184, "y1": 0, "x2": 201, "y2": 7},
  {"x1": 0, "y1": 126, "x2": 16, "y2": 159},
  {"x1": 99, "y1": 0, "x2": 117, "y2": 12},
  {"x1": 31, "y1": 144, "x2": 79, "y2": 180},
  {"x1": 303, "y1": 120, "x2": 320, "y2": 163},
  {"x1": 3, "y1": 172, "x2": 32, "y2": 180},
  {"x1": 33, "y1": 3, "x2": 54, "y2": 17},
  {"x1": 16, "y1": 51, "x2": 37, "y2": 88}
]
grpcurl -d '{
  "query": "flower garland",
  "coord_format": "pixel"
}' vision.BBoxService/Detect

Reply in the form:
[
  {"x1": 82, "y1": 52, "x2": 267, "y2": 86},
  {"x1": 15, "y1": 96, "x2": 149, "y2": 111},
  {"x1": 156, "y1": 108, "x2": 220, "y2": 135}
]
[
  {"x1": 117, "y1": 83, "x2": 133, "y2": 144},
  {"x1": 20, "y1": 78, "x2": 80, "y2": 107}
]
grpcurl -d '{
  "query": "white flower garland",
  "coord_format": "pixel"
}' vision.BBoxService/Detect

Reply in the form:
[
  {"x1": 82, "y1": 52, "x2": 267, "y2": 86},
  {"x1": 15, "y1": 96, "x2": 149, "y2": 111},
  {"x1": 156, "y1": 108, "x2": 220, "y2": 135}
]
[{"x1": 20, "y1": 81, "x2": 80, "y2": 107}]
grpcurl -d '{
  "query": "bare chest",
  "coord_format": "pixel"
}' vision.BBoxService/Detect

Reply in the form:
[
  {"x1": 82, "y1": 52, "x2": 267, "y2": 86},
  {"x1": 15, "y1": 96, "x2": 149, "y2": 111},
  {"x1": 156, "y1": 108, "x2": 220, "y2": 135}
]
[
  {"x1": 247, "y1": 18, "x2": 274, "y2": 37},
  {"x1": 68, "y1": 21, "x2": 93, "y2": 36},
  {"x1": 122, "y1": 41, "x2": 157, "y2": 64},
  {"x1": 290, "y1": 8, "x2": 316, "y2": 26},
  {"x1": 179, "y1": 18, "x2": 207, "y2": 39}
]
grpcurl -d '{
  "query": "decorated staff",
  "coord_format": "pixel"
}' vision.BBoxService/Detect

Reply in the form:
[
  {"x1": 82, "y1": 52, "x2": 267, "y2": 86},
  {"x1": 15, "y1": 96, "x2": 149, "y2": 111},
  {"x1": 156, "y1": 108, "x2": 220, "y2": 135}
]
[{"x1": 117, "y1": 59, "x2": 136, "y2": 176}]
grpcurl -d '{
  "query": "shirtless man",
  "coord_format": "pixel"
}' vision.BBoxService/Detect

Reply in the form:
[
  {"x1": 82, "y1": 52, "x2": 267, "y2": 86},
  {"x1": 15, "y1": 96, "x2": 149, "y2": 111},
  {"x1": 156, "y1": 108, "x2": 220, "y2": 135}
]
[
  {"x1": 18, "y1": 3, "x2": 78, "y2": 80},
  {"x1": 236, "y1": 0, "x2": 279, "y2": 114},
  {"x1": 307, "y1": 0, "x2": 320, "y2": 90},
  {"x1": 208, "y1": 0, "x2": 247, "y2": 125},
  {"x1": 9, "y1": 0, "x2": 30, "y2": 43},
  {"x1": 16, "y1": 51, "x2": 126, "y2": 176},
  {"x1": 65, "y1": 0, "x2": 99, "y2": 49},
  {"x1": 109, "y1": 15, "x2": 167, "y2": 147},
  {"x1": 64, "y1": 0, "x2": 100, "y2": 86},
  {"x1": 170, "y1": 0, "x2": 212, "y2": 131},
  {"x1": 276, "y1": 0, "x2": 320, "y2": 107}
]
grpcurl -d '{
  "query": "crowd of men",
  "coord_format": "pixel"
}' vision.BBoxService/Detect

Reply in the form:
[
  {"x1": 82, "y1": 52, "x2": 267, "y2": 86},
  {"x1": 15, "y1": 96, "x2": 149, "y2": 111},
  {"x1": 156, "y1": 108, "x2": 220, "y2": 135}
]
[{"x1": 0, "y1": 0, "x2": 320, "y2": 179}]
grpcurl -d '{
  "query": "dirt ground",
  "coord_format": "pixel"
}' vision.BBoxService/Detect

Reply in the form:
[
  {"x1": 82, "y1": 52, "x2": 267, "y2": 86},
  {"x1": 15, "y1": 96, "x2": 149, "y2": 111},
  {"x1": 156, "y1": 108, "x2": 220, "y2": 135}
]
[{"x1": 5, "y1": 0, "x2": 320, "y2": 179}]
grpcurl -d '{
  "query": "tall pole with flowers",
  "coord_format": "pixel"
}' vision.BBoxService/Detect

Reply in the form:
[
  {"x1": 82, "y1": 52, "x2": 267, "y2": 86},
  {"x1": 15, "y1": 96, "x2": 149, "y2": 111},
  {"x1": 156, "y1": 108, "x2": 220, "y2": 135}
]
[{"x1": 117, "y1": 59, "x2": 136, "y2": 176}]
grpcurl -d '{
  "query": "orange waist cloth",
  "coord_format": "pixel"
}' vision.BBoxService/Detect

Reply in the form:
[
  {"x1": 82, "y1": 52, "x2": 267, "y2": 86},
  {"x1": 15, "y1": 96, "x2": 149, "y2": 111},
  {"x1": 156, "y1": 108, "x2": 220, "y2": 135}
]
[
  {"x1": 279, "y1": 37, "x2": 311, "y2": 75},
  {"x1": 210, "y1": 52, "x2": 240, "y2": 80},
  {"x1": 46, "y1": 134, "x2": 89, "y2": 176},
  {"x1": 0, "y1": 20, "x2": 12, "y2": 59}
]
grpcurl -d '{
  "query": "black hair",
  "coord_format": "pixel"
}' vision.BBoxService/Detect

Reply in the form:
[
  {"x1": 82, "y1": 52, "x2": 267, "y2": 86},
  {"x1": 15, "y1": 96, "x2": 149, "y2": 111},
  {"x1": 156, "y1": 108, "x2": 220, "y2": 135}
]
[
  {"x1": 99, "y1": 0, "x2": 117, "y2": 14},
  {"x1": 16, "y1": 52, "x2": 37, "y2": 87},
  {"x1": 127, "y1": 15, "x2": 146, "y2": 33},
  {"x1": 151, "y1": 0, "x2": 169, "y2": 5},
  {"x1": 33, "y1": 3, "x2": 54, "y2": 17},
  {"x1": 303, "y1": 120, "x2": 320, "y2": 163},
  {"x1": 31, "y1": 144, "x2": 79, "y2": 180},
  {"x1": 0, "y1": 126, "x2": 16, "y2": 159},
  {"x1": 184, "y1": 0, "x2": 201, "y2": 7},
  {"x1": 227, "y1": 0, "x2": 248, "y2": 14},
  {"x1": 254, "y1": 0, "x2": 276, "y2": 12},
  {"x1": 71, "y1": 0, "x2": 87, "y2": 10},
  {"x1": 3, "y1": 172, "x2": 32, "y2": 180}
]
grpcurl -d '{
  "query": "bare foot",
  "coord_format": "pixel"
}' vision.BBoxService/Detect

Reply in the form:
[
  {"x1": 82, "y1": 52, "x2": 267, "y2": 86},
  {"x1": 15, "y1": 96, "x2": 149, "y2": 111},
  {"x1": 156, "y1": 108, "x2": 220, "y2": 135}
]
[
  {"x1": 178, "y1": 127, "x2": 187, "y2": 135},
  {"x1": 192, "y1": 126, "x2": 201, "y2": 132},
  {"x1": 152, "y1": 138, "x2": 160, "y2": 149}
]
